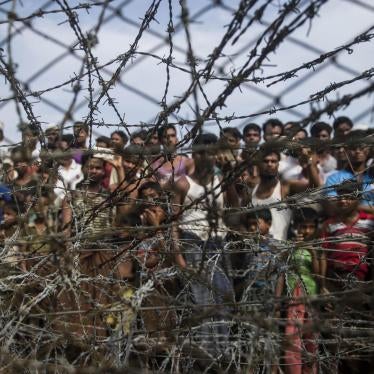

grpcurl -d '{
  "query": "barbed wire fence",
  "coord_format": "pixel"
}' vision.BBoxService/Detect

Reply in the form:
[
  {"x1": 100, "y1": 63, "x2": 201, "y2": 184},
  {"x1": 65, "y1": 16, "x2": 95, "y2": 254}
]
[{"x1": 0, "y1": 0, "x2": 373, "y2": 372}]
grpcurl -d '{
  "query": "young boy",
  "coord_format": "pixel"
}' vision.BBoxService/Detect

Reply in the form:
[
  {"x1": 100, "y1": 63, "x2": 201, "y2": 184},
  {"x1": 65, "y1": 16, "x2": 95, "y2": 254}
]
[
  {"x1": 236, "y1": 208, "x2": 283, "y2": 373},
  {"x1": 320, "y1": 182, "x2": 374, "y2": 372},
  {"x1": 321, "y1": 182, "x2": 373, "y2": 289}
]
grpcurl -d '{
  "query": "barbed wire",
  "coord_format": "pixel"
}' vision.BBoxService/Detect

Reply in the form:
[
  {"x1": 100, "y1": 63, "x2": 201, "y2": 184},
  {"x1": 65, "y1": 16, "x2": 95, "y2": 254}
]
[{"x1": 0, "y1": 0, "x2": 373, "y2": 372}]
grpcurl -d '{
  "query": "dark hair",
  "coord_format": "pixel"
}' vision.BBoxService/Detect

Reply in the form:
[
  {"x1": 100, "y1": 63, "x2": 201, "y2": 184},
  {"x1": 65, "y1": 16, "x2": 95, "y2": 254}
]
[
  {"x1": 262, "y1": 118, "x2": 284, "y2": 133},
  {"x1": 310, "y1": 122, "x2": 332, "y2": 138},
  {"x1": 333, "y1": 116, "x2": 353, "y2": 130},
  {"x1": 243, "y1": 123, "x2": 261, "y2": 136},
  {"x1": 138, "y1": 181, "x2": 162, "y2": 198},
  {"x1": 96, "y1": 136, "x2": 111, "y2": 147},
  {"x1": 293, "y1": 208, "x2": 319, "y2": 225},
  {"x1": 121, "y1": 144, "x2": 143, "y2": 164},
  {"x1": 221, "y1": 127, "x2": 242, "y2": 140},
  {"x1": 111, "y1": 130, "x2": 128, "y2": 144},
  {"x1": 10, "y1": 146, "x2": 31, "y2": 162},
  {"x1": 157, "y1": 124, "x2": 176, "y2": 141},
  {"x1": 60, "y1": 134, "x2": 75, "y2": 148},
  {"x1": 4, "y1": 200, "x2": 22, "y2": 214},
  {"x1": 116, "y1": 211, "x2": 142, "y2": 227},
  {"x1": 73, "y1": 121, "x2": 89, "y2": 134},
  {"x1": 246, "y1": 208, "x2": 272, "y2": 224},
  {"x1": 192, "y1": 133, "x2": 218, "y2": 152},
  {"x1": 19, "y1": 122, "x2": 40, "y2": 136},
  {"x1": 336, "y1": 180, "x2": 363, "y2": 197},
  {"x1": 284, "y1": 122, "x2": 302, "y2": 134},
  {"x1": 259, "y1": 144, "x2": 281, "y2": 161},
  {"x1": 81, "y1": 154, "x2": 105, "y2": 168},
  {"x1": 131, "y1": 129, "x2": 148, "y2": 142}
]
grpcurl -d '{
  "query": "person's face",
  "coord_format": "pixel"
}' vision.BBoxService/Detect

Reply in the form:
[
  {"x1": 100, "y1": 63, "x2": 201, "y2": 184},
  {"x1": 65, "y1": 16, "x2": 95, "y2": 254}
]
[
  {"x1": 149, "y1": 133, "x2": 159, "y2": 145},
  {"x1": 347, "y1": 145, "x2": 369, "y2": 165},
  {"x1": 58, "y1": 141, "x2": 72, "y2": 167},
  {"x1": 224, "y1": 134, "x2": 240, "y2": 149},
  {"x1": 294, "y1": 130, "x2": 306, "y2": 141},
  {"x1": 140, "y1": 188, "x2": 160, "y2": 202},
  {"x1": 74, "y1": 126, "x2": 88, "y2": 145},
  {"x1": 247, "y1": 218, "x2": 270, "y2": 235},
  {"x1": 297, "y1": 221, "x2": 316, "y2": 241},
  {"x1": 163, "y1": 128, "x2": 178, "y2": 148},
  {"x1": 122, "y1": 158, "x2": 138, "y2": 175},
  {"x1": 260, "y1": 153, "x2": 279, "y2": 177},
  {"x1": 46, "y1": 130, "x2": 58, "y2": 145},
  {"x1": 85, "y1": 158, "x2": 105, "y2": 183},
  {"x1": 23, "y1": 131, "x2": 38, "y2": 149},
  {"x1": 336, "y1": 123, "x2": 352, "y2": 137},
  {"x1": 96, "y1": 141, "x2": 109, "y2": 148},
  {"x1": 332, "y1": 144, "x2": 347, "y2": 162},
  {"x1": 131, "y1": 136, "x2": 144, "y2": 147},
  {"x1": 14, "y1": 160, "x2": 28, "y2": 178},
  {"x1": 3, "y1": 207, "x2": 17, "y2": 226},
  {"x1": 264, "y1": 125, "x2": 282, "y2": 142},
  {"x1": 111, "y1": 133, "x2": 125, "y2": 149},
  {"x1": 193, "y1": 149, "x2": 216, "y2": 173},
  {"x1": 244, "y1": 130, "x2": 260, "y2": 146},
  {"x1": 337, "y1": 195, "x2": 359, "y2": 215},
  {"x1": 317, "y1": 129, "x2": 330, "y2": 141}
]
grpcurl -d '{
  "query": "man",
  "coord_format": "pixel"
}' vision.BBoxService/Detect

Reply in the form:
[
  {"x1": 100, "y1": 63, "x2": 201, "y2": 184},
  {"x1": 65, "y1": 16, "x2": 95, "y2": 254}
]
[
  {"x1": 220, "y1": 127, "x2": 242, "y2": 155},
  {"x1": 62, "y1": 155, "x2": 113, "y2": 240},
  {"x1": 310, "y1": 122, "x2": 337, "y2": 177},
  {"x1": 151, "y1": 124, "x2": 193, "y2": 186},
  {"x1": 45, "y1": 124, "x2": 59, "y2": 151},
  {"x1": 54, "y1": 134, "x2": 83, "y2": 205},
  {"x1": 59, "y1": 155, "x2": 130, "y2": 342},
  {"x1": 324, "y1": 130, "x2": 373, "y2": 214},
  {"x1": 310, "y1": 121, "x2": 333, "y2": 141},
  {"x1": 283, "y1": 122, "x2": 307, "y2": 141},
  {"x1": 251, "y1": 145, "x2": 321, "y2": 241},
  {"x1": 8, "y1": 146, "x2": 38, "y2": 207},
  {"x1": 242, "y1": 123, "x2": 261, "y2": 149},
  {"x1": 20, "y1": 123, "x2": 41, "y2": 160},
  {"x1": 333, "y1": 116, "x2": 353, "y2": 138},
  {"x1": 172, "y1": 133, "x2": 238, "y2": 357},
  {"x1": 262, "y1": 118, "x2": 284, "y2": 142}
]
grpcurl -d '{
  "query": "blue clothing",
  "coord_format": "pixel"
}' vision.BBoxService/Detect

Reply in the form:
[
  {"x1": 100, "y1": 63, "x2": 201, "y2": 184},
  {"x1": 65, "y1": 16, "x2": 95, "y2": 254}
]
[
  {"x1": 324, "y1": 170, "x2": 373, "y2": 207},
  {"x1": 0, "y1": 184, "x2": 12, "y2": 222}
]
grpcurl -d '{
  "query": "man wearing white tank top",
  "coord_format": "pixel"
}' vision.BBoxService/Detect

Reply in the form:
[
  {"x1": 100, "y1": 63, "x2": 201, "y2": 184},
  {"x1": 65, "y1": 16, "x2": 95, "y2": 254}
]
[
  {"x1": 172, "y1": 133, "x2": 239, "y2": 357},
  {"x1": 252, "y1": 147, "x2": 321, "y2": 241}
]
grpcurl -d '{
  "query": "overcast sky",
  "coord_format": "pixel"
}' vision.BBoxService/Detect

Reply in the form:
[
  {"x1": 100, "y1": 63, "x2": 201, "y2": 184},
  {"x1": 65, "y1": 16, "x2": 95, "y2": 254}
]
[{"x1": 0, "y1": 0, "x2": 373, "y2": 143}]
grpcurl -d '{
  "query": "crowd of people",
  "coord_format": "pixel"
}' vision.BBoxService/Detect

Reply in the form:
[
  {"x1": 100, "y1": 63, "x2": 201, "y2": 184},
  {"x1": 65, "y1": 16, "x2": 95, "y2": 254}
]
[{"x1": 0, "y1": 116, "x2": 373, "y2": 372}]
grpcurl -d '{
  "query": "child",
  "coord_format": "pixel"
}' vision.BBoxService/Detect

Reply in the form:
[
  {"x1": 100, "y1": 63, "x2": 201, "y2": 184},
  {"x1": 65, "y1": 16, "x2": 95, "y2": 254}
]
[
  {"x1": 321, "y1": 182, "x2": 373, "y2": 288},
  {"x1": 239, "y1": 209, "x2": 284, "y2": 373},
  {"x1": 278, "y1": 208, "x2": 321, "y2": 374},
  {"x1": 320, "y1": 182, "x2": 374, "y2": 373}
]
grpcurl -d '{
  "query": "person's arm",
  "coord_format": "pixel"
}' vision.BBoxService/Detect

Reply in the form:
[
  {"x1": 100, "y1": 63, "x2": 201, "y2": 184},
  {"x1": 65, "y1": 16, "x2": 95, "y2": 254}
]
[
  {"x1": 275, "y1": 273, "x2": 284, "y2": 297},
  {"x1": 319, "y1": 226, "x2": 328, "y2": 292},
  {"x1": 107, "y1": 155, "x2": 124, "y2": 192},
  {"x1": 310, "y1": 248, "x2": 320, "y2": 276},
  {"x1": 171, "y1": 177, "x2": 188, "y2": 268},
  {"x1": 61, "y1": 195, "x2": 72, "y2": 237},
  {"x1": 287, "y1": 149, "x2": 322, "y2": 194}
]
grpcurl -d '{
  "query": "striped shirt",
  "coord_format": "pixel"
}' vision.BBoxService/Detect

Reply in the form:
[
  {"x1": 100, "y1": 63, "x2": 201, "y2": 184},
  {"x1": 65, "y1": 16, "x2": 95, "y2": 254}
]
[{"x1": 321, "y1": 212, "x2": 374, "y2": 280}]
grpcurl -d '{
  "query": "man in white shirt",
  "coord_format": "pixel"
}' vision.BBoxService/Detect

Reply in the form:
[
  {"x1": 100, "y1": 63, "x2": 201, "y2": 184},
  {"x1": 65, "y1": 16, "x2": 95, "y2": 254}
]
[{"x1": 54, "y1": 134, "x2": 83, "y2": 205}]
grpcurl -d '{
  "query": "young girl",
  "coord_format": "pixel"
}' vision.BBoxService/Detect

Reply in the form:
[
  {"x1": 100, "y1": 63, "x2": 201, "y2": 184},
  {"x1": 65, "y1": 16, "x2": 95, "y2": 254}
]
[{"x1": 277, "y1": 208, "x2": 322, "y2": 374}]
